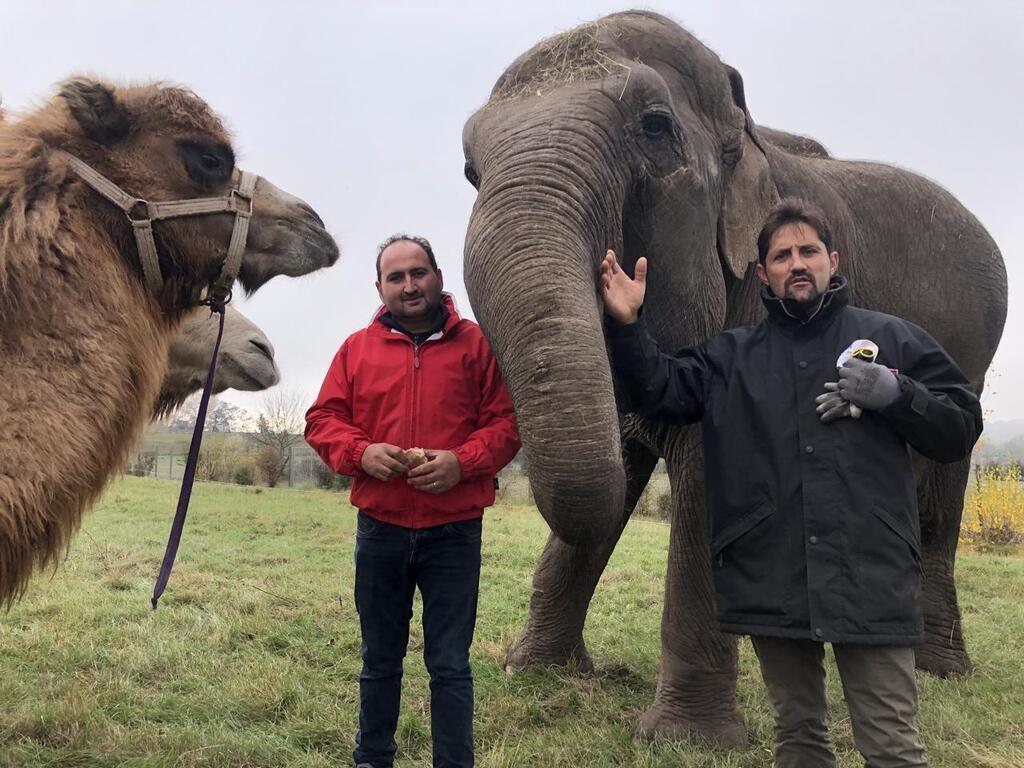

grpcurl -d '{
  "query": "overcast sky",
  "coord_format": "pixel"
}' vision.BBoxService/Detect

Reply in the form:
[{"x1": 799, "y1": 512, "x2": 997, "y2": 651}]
[{"x1": 3, "y1": 1, "x2": 1021, "y2": 421}]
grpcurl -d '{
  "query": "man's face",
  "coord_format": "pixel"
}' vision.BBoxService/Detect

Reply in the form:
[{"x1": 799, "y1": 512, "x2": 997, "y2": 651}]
[
  {"x1": 756, "y1": 222, "x2": 839, "y2": 306},
  {"x1": 376, "y1": 240, "x2": 444, "y2": 324}
]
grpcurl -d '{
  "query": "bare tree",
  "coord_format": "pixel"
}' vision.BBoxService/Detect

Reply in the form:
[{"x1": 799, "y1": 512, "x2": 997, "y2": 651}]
[
  {"x1": 249, "y1": 388, "x2": 307, "y2": 487},
  {"x1": 165, "y1": 394, "x2": 249, "y2": 433}
]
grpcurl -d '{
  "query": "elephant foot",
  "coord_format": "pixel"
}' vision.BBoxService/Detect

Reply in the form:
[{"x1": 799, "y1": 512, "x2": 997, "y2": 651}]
[
  {"x1": 634, "y1": 702, "x2": 748, "y2": 749},
  {"x1": 504, "y1": 627, "x2": 594, "y2": 674},
  {"x1": 915, "y1": 639, "x2": 973, "y2": 678}
]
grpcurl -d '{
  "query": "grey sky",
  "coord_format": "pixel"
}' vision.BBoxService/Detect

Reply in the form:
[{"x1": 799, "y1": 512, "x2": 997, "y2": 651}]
[{"x1": 3, "y1": 1, "x2": 1021, "y2": 420}]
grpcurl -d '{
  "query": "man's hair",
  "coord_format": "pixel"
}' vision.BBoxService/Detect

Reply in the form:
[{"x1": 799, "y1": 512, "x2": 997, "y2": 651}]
[
  {"x1": 376, "y1": 234, "x2": 438, "y2": 279},
  {"x1": 756, "y1": 199, "x2": 834, "y2": 264}
]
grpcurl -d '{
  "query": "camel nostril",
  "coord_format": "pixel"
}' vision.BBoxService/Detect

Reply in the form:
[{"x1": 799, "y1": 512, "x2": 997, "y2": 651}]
[
  {"x1": 248, "y1": 338, "x2": 274, "y2": 359},
  {"x1": 300, "y1": 203, "x2": 325, "y2": 229}
]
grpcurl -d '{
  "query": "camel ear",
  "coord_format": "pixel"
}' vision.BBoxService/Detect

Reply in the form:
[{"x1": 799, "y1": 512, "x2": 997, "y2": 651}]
[
  {"x1": 717, "y1": 66, "x2": 779, "y2": 280},
  {"x1": 58, "y1": 78, "x2": 130, "y2": 144}
]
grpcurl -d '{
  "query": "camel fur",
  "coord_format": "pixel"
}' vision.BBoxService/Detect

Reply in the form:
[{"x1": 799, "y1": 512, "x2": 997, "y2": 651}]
[
  {"x1": 156, "y1": 305, "x2": 280, "y2": 419},
  {"x1": 0, "y1": 77, "x2": 336, "y2": 605}
]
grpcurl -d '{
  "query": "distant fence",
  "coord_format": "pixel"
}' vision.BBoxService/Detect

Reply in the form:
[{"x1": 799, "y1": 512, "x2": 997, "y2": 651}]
[
  {"x1": 128, "y1": 439, "x2": 327, "y2": 488},
  {"x1": 126, "y1": 440, "x2": 671, "y2": 513}
]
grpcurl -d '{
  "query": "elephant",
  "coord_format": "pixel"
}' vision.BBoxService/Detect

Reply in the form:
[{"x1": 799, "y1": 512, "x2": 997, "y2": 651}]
[{"x1": 461, "y1": 11, "x2": 1006, "y2": 747}]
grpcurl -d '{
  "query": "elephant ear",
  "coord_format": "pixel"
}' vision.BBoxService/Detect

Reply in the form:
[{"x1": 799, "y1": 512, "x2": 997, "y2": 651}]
[{"x1": 717, "y1": 65, "x2": 779, "y2": 280}]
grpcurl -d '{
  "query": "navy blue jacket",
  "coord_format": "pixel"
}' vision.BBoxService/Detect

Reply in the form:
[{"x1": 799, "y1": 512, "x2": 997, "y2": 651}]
[{"x1": 607, "y1": 277, "x2": 982, "y2": 645}]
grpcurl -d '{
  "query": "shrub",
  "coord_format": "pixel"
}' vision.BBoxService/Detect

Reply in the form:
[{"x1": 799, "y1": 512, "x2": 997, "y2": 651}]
[
  {"x1": 233, "y1": 464, "x2": 255, "y2": 486},
  {"x1": 656, "y1": 491, "x2": 673, "y2": 520},
  {"x1": 313, "y1": 457, "x2": 351, "y2": 492},
  {"x1": 961, "y1": 463, "x2": 1024, "y2": 549},
  {"x1": 255, "y1": 445, "x2": 288, "y2": 487},
  {"x1": 313, "y1": 459, "x2": 336, "y2": 489},
  {"x1": 129, "y1": 453, "x2": 156, "y2": 477},
  {"x1": 196, "y1": 439, "x2": 248, "y2": 483}
]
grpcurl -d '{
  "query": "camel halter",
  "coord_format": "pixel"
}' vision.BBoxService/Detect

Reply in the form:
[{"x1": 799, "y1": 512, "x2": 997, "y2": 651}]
[
  {"x1": 59, "y1": 151, "x2": 257, "y2": 304},
  {"x1": 57, "y1": 151, "x2": 257, "y2": 607}
]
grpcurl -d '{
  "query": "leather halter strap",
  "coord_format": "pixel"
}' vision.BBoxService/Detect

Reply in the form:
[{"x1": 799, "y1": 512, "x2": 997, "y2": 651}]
[{"x1": 59, "y1": 151, "x2": 256, "y2": 302}]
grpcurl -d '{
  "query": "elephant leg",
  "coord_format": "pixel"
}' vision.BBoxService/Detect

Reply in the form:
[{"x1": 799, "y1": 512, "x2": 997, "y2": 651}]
[
  {"x1": 915, "y1": 455, "x2": 973, "y2": 676},
  {"x1": 505, "y1": 434, "x2": 660, "y2": 672},
  {"x1": 635, "y1": 428, "x2": 747, "y2": 748}
]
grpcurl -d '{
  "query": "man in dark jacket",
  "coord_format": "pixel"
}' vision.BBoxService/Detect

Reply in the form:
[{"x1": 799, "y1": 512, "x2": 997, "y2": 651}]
[
  {"x1": 601, "y1": 199, "x2": 981, "y2": 768},
  {"x1": 306, "y1": 234, "x2": 520, "y2": 768}
]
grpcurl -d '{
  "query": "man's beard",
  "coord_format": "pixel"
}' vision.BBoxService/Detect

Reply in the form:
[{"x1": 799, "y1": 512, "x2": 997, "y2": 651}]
[
  {"x1": 783, "y1": 285, "x2": 823, "y2": 306},
  {"x1": 781, "y1": 277, "x2": 825, "y2": 315},
  {"x1": 395, "y1": 292, "x2": 442, "y2": 323}
]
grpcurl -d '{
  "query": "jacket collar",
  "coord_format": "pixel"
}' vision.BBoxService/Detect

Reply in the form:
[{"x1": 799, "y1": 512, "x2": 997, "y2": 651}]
[{"x1": 761, "y1": 275, "x2": 848, "y2": 328}]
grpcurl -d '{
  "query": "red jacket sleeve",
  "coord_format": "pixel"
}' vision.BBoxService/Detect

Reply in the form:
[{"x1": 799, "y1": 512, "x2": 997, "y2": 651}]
[
  {"x1": 304, "y1": 341, "x2": 372, "y2": 477},
  {"x1": 451, "y1": 345, "x2": 521, "y2": 478}
]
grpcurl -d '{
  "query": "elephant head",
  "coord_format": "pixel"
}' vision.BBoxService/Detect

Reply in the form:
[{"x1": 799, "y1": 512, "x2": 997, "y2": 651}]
[{"x1": 463, "y1": 11, "x2": 777, "y2": 543}]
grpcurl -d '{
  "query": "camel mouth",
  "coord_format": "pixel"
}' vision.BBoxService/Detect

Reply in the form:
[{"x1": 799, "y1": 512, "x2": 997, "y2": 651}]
[
  {"x1": 237, "y1": 224, "x2": 339, "y2": 294},
  {"x1": 220, "y1": 352, "x2": 280, "y2": 391}
]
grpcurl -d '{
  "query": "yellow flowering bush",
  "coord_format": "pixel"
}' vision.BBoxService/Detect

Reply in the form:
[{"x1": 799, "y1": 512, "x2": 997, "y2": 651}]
[{"x1": 961, "y1": 462, "x2": 1024, "y2": 548}]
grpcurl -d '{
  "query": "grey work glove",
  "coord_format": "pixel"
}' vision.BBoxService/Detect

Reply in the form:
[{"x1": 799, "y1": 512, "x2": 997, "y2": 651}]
[
  {"x1": 816, "y1": 382, "x2": 856, "y2": 422},
  {"x1": 837, "y1": 358, "x2": 900, "y2": 411}
]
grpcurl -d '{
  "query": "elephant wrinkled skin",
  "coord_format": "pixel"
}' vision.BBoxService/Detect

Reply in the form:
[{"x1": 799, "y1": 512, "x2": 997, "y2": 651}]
[{"x1": 462, "y1": 11, "x2": 1006, "y2": 747}]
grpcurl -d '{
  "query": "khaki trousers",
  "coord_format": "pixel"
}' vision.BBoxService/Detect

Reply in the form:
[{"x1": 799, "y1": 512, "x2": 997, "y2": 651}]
[{"x1": 751, "y1": 636, "x2": 928, "y2": 768}]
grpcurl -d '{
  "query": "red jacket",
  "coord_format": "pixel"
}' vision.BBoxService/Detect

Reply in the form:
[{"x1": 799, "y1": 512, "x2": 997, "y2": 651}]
[{"x1": 305, "y1": 295, "x2": 521, "y2": 528}]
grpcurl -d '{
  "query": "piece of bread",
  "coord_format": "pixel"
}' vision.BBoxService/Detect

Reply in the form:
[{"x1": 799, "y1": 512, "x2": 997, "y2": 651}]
[{"x1": 403, "y1": 447, "x2": 427, "y2": 468}]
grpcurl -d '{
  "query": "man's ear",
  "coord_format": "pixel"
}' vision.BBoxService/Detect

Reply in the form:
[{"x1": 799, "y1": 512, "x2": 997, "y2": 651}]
[
  {"x1": 375, "y1": 281, "x2": 384, "y2": 301},
  {"x1": 755, "y1": 262, "x2": 768, "y2": 286},
  {"x1": 436, "y1": 268, "x2": 444, "y2": 291},
  {"x1": 830, "y1": 251, "x2": 840, "y2": 275},
  {"x1": 58, "y1": 77, "x2": 131, "y2": 144}
]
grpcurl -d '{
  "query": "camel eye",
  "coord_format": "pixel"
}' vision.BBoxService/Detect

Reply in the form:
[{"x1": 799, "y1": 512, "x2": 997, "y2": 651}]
[
  {"x1": 177, "y1": 139, "x2": 235, "y2": 187},
  {"x1": 641, "y1": 113, "x2": 673, "y2": 138}
]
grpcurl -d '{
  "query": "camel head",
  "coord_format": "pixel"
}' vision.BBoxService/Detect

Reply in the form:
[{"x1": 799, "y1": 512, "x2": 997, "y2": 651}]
[
  {"x1": 32, "y1": 77, "x2": 339, "y2": 305},
  {"x1": 154, "y1": 305, "x2": 280, "y2": 420}
]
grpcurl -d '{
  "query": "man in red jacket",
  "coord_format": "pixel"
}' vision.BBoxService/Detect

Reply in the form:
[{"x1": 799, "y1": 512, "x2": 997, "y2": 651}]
[{"x1": 306, "y1": 234, "x2": 520, "y2": 768}]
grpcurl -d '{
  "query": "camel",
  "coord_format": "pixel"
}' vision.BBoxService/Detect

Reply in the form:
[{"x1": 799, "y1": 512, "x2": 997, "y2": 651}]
[
  {"x1": 156, "y1": 305, "x2": 279, "y2": 419},
  {"x1": 0, "y1": 77, "x2": 339, "y2": 605}
]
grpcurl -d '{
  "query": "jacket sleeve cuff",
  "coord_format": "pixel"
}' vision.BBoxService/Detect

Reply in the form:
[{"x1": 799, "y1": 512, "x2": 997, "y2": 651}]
[
  {"x1": 881, "y1": 374, "x2": 929, "y2": 419},
  {"x1": 450, "y1": 446, "x2": 472, "y2": 477},
  {"x1": 349, "y1": 440, "x2": 371, "y2": 477},
  {"x1": 605, "y1": 315, "x2": 643, "y2": 340}
]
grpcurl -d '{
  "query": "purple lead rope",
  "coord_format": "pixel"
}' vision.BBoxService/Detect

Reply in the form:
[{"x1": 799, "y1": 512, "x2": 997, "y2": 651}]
[{"x1": 151, "y1": 300, "x2": 227, "y2": 609}]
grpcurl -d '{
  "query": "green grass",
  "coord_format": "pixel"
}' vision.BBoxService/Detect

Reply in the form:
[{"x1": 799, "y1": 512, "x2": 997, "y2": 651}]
[{"x1": 1, "y1": 477, "x2": 1021, "y2": 767}]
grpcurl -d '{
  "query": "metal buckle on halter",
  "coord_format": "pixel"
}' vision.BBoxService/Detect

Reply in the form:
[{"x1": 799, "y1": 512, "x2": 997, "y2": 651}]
[
  {"x1": 201, "y1": 285, "x2": 233, "y2": 311},
  {"x1": 125, "y1": 198, "x2": 151, "y2": 223},
  {"x1": 230, "y1": 188, "x2": 253, "y2": 217}
]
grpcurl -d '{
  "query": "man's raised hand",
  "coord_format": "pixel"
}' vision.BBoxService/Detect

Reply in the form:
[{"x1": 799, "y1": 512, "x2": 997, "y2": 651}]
[{"x1": 600, "y1": 250, "x2": 647, "y2": 324}]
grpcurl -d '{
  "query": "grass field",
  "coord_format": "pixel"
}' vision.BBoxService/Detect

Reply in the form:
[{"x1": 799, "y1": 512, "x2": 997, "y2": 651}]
[{"x1": 1, "y1": 478, "x2": 1022, "y2": 767}]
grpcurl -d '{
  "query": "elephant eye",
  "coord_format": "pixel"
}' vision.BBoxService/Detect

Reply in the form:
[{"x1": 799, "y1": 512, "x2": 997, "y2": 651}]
[
  {"x1": 464, "y1": 161, "x2": 480, "y2": 189},
  {"x1": 641, "y1": 113, "x2": 673, "y2": 138}
]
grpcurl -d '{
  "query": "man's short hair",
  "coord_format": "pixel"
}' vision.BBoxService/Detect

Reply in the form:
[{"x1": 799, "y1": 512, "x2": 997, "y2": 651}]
[
  {"x1": 756, "y1": 199, "x2": 834, "y2": 264},
  {"x1": 376, "y1": 234, "x2": 438, "y2": 279}
]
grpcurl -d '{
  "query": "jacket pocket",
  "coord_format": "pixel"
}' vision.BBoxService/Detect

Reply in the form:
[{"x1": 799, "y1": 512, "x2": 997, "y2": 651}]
[
  {"x1": 711, "y1": 500, "x2": 775, "y2": 561},
  {"x1": 866, "y1": 505, "x2": 921, "y2": 562},
  {"x1": 710, "y1": 500, "x2": 788, "y2": 620},
  {"x1": 844, "y1": 505, "x2": 922, "y2": 630}
]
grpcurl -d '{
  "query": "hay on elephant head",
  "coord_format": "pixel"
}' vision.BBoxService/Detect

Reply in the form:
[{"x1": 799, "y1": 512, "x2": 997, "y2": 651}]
[{"x1": 490, "y1": 21, "x2": 627, "y2": 103}]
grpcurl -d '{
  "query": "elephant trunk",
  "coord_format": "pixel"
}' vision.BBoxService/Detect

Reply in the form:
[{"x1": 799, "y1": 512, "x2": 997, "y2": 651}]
[{"x1": 465, "y1": 161, "x2": 627, "y2": 544}]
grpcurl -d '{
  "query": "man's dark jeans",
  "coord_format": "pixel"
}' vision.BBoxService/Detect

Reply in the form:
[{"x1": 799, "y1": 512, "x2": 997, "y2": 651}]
[{"x1": 352, "y1": 511, "x2": 482, "y2": 768}]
